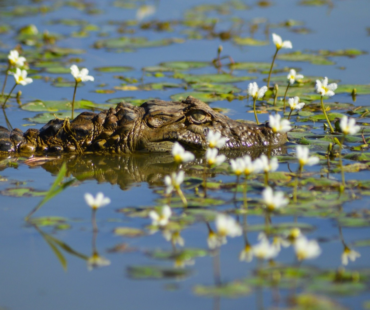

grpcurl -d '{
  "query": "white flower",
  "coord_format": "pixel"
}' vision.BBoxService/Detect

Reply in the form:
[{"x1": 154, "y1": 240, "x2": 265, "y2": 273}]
[
  {"x1": 252, "y1": 238, "x2": 280, "y2": 260},
  {"x1": 164, "y1": 171, "x2": 185, "y2": 195},
  {"x1": 215, "y1": 214, "x2": 242, "y2": 238},
  {"x1": 259, "y1": 155, "x2": 279, "y2": 173},
  {"x1": 172, "y1": 142, "x2": 195, "y2": 163},
  {"x1": 288, "y1": 96, "x2": 305, "y2": 111},
  {"x1": 8, "y1": 50, "x2": 26, "y2": 67},
  {"x1": 339, "y1": 115, "x2": 361, "y2": 135},
  {"x1": 239, "y1": 244, "x2": 253, "y2": 262},
  {"x1": 207, "y1": 130, "x2": 227, "y2": 149},
  {"x1": 149, "y1": 205, "x2": 172, "y2": 227},
  {"x1": 287, "y1": 69, "x2": 303, "y2": 85},
  {"x1": 10, "y1": 68, "x2": 33, "y2": 86},
  {"x1": 272, "y1": 33, "x2": 293, "y2": 49},
  {"x1": 206, "y1": 148, "x2": 226, "y2": 166},
  {"x1": 315, "y1": 77, "x2": 337, "y2": 97},
  {"x1": 163, "y1": 230, "x2": 184, "y2": 247},
  {"x1": 230, "y1": 158, "x2": 245, "y2": 176},
  {"x1": 136, "y1": 5, "x2": 156, "y2": 21},
  {"x1": 84, "y1": 192, "x2": 111, "y2": 209},
  {"x1": 341, "y1": 246, "x2": 360, "y2": 266},
  {"x1": 269, "y1": 114, "x2": 292, "y2": 133},
  {"x1": 87, "y1": 252, "x2": 111, "y2": 271},
  {"x1": 296, "y1": 145, "x2": 319, "y2": 167},
  {"x1": 248, "y1": 82, "x2": 268, "y2": 99},
  {"x1": 207, "y1": 230, "x2": 226, "y2": 249},
  {"x1": 262, "y1": 187, "x2": 289, "y2": 212},
  {"x1": 243, "y1": 155, "x2": 263, "y2": 175},
  {"x1": 70, "y1": 64, "x2": 94, "y2": 83},
  {"x1": 294, "y1": 236, "x2": 321, "y2": 261},
  {"x1": 272, "y1": 236, "x2": 290, "y2": 251}
]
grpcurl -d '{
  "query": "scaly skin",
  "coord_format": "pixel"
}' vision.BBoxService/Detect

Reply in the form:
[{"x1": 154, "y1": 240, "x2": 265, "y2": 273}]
[{"x1": 0, "y1": 96, "x2": 287, "y2": 154}]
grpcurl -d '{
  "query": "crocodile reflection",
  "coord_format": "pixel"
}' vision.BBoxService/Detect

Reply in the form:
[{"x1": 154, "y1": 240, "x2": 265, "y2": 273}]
[{"x1": 34, "y1": 147, "x2": 287, "y2": 191}]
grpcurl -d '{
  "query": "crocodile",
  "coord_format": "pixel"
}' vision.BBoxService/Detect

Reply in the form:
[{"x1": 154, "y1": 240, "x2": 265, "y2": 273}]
[{"x1": 0, "y1": 96, "x2": 287, "y2": 154}]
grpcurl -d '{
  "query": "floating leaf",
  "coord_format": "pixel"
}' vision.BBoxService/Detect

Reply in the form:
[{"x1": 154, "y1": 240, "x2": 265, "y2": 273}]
[
  {"x1": 233, "y1": 37, "x2": 268, "y2": 46},
  {"x1": 160, "y1": 61, "x2": 210, "y2": 70},
  {"x1": 194, "y1": 282, "x2": 251, "y2": 297},
  {"x1": 173, "y1": 72, "x2": 255, "y2": 84},
  {"x1": 127, "y1": 265, "x2": 192, "y2": 279},
  {"x1": 21, "y1": 99, "x2": 115, "y2": 112},
  {"x1": 277, "y1": 51, "x2": 335, "y2": 65},
  {"x1": 0, "y1": 187, "x2": 47, "y2": 197},
  {"x1": 171, "y1": 92, "x2": 226, "y2": 103},
  {"x1": 95, "y1": 66, "x2": 133, "y2": 73},
  {"x1": 148, "y1": 248, "x2": 208, "y2": 261},
  {"x1": 114, "y1": 227, "x2": 146, "y2": 237},
  {"x1": 94, "y1": 37, "x2": 183, "y2": 50}
]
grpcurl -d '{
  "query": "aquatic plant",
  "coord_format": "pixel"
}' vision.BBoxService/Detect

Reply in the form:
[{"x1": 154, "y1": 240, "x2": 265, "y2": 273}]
[
  {"x1": 2, "y1": 68, "x2": 32, "y2": 108},
  {"x1": 1, "y1": 50, "x2": 26, "y2": 97},
  {"x1": 316, "y1": 77, "x2": 338, "y2": 133},
  {"x1": 247, "y1": 81, "x2": 267, "y2": 124},
  {"x1": 70, "y1": 64, "x2": 94, "y2": 118},
  {"x1": 267, "y1": 33, "x2": 292, "y2": 88}
]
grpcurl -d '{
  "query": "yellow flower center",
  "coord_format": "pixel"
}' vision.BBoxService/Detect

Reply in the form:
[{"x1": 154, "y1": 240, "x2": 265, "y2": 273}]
[
  {"x1": 174, "y1": 154, "x2": 182, "y2": 163},
  {"x1": 209, "y1": 141, "x2": 216, "y2": 148}
]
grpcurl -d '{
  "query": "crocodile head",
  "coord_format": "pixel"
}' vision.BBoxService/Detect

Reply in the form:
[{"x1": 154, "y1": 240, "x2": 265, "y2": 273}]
[{"x1": 0, "y1": 96, "x2": 287, "y2": 154}]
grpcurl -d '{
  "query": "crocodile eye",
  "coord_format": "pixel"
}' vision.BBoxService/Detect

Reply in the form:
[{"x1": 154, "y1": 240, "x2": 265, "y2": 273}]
[{"x1": 189, "y1": 110, "x2": 208, "y2": 123}]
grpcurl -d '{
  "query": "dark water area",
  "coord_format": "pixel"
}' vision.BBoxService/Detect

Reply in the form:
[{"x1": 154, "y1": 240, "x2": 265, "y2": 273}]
[{"x1": 0, "y1": 0, "x2": 370, "y2": 309}]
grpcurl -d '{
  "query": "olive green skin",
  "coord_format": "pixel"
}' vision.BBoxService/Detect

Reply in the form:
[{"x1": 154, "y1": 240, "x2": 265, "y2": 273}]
[{"x1": 0, "y1": 96, "x2": 287, "y2": 154}]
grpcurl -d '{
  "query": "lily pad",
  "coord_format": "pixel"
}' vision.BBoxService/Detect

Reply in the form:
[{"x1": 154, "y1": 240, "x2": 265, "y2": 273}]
[
  {"x1": 277, "y1": 51, "x2": 335, "y2": 65},
  {"x1": 95, "y1": 66, "x2": 133, "y2": 73},
  {"x1": 21, "y1": 99, "x2": 115, "y2": 112},
  {"x1": 114, "y1": 227, "x2": 146, "y2": 237},
  {"x1": 173, "y1": 72, "x2": 255, "y2": 84},
  {"x1": 171, "y1": 92, "x2": 226, "y2": 103},
  {"x1": 194, "y1": 282, "x2": 251, "y2": 297},
  {"x1": 127, "y1": 265, "x2": 192, "y2": 279},
  {"x1": 0, "y1": 187, "x2": 47, "y2": 197},
  {"x1": 148, "y1": 248, "x2": 208, "y2": 260},
  {"x1": 94, "y1": 37, "x2": 183, "y2": 50},
  {"x1": 233, "y1": 37, "x2": 268, "y2": 46},
  {"x1": 160, "y1": 61, "x2": 210, "y2": 70}
]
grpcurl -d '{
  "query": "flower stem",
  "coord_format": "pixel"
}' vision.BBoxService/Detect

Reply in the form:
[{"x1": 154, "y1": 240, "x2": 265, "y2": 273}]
[
  {"x1": 253, "y1": 97, "x2": 260, "y2": 125},
  {"x1": 2, "y1": 107, "x2": 12, "y2": 130},
  {"x1": 243, "y1": 177, "x2": 248, "y2": 208},
  {"x1": 264, "y1": 171, "x2": 269, "y2": 186},
  {"x1": 71, "y1": 81, "x2": 78, "y2": 119},
  {"x1": 293, "y1": 169, "x2": 299, "y2": 203},
  {"x1": 1, "y1": 64, "x2": 10, "y2": 96},
  {"x1": 176, "y1": 187, "x2": 188, "y2": 207},
  {"x1": 2, "y1": 83, "x2": 17, "y2": 108},
  {"x1": 339, "y1": 135, "x2": 345, "y2": 188},
  {"x1": 283, "y1": 83, "x2": 290, "y2": 110},
  {"x1": 266, "y1": 48, "x2": 279, "y2": 88},
  {"x1": 92, "y1": 209, "x2": 98, "y2": 233},
  {"x1": 233, "y1": 174, "x2": 240, "y2": 201},
  {"x1": 203, "y1": 162, "x2": 208, "y2": 198},
  {"x1": 320, "y1": 96, "x2": 334, "y2": 133},
  {"x1": 288, "y1": 109, "x2": 293, "y2": 120}
]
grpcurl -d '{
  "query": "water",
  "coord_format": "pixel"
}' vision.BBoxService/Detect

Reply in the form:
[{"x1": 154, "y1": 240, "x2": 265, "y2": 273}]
[{"x1": 1, "y1": 0, "x2": 370, "y2": 309}]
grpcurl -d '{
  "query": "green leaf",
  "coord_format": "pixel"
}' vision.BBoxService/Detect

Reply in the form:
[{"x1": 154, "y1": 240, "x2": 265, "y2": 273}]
[
  {"x1": 0, "y1": 187, "x2": 47, "y2": 197},
  {"x1": 194, "y1": 282, "x2": 251, "y2": 297},
  {"x1": 173, "y1": 72, "x2": 255, "y2": 84},
  {"x1": 233, "y1": 37, "x2": 268, "y2": 46},
  {"x1": 114, "y1": 227, "x2": 146, "y2": 237},
  {"x1": 160, "y1": 61, "x2": 210, "y2": 70},
  {"x1": 127, "y1": 265, "x2": 192, "y2": 279},
  {"x1": 95, "y1": 66, "x2": 133, "y2": 73},
  {"x1": 277, "y1": 51, "x2": 335, "y2": 65}
]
